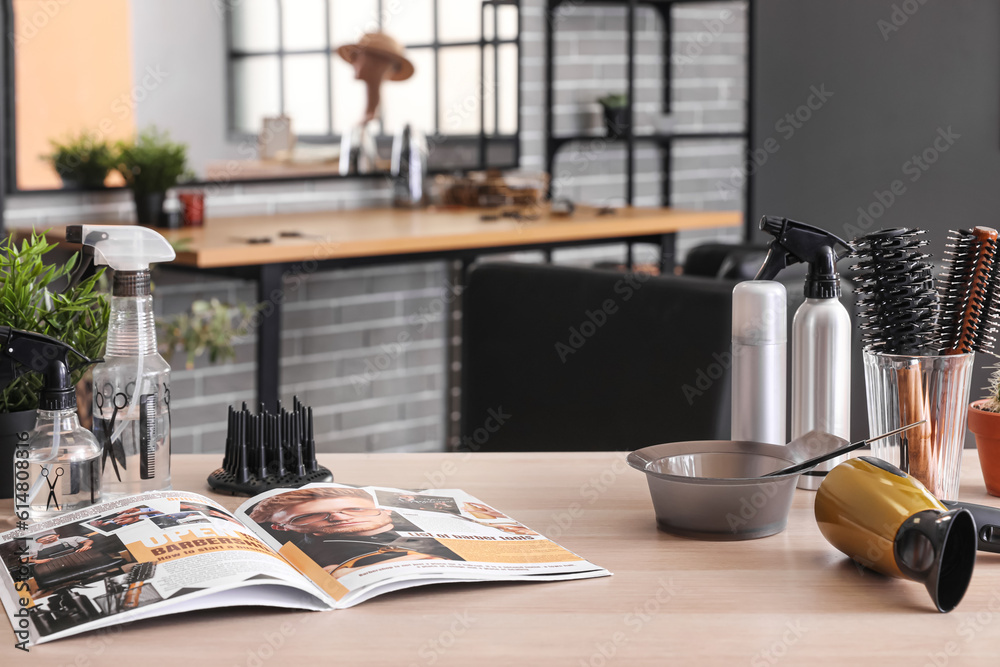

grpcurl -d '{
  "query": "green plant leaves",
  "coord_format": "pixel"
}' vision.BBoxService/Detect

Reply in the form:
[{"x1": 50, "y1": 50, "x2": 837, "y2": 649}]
[
  {"x1": 157, "y1": 298, "x2": 260, "y2": 371},
  {"x1": 113, "y1": 127, "x2": 189, "y2": 195},
  {"x1": 0, "y1": 231, "x2": 110, "y2": 413}
]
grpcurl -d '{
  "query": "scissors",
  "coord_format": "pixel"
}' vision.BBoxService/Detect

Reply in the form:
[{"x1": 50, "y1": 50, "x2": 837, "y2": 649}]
[
  {"x1": 96, "y1": 388, "x2": 129, "y2": 480},
  {"x1": 41, "y1": 466, "x2": 65, "y2": 511}
]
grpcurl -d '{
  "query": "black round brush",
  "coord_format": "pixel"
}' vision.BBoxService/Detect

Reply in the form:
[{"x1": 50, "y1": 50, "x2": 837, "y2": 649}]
[
  {"x1": 853, "y1": 228, "x2": 939, "y2": 355},
  {"x1": 936, "y1": 227, "x2": 1000, "y2": 354}
]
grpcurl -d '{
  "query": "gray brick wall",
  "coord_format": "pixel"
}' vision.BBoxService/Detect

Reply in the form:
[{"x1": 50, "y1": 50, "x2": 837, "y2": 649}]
[{"x1": 7, "y1": 0, "x2": 747, "y2": 455}]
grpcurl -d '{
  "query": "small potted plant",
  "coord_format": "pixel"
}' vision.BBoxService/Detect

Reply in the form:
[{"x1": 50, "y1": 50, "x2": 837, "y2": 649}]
[
  {"x1": 42, "y1": 131, "x2": 114, "y2": 189},
  {"x1": 0, "y1": 232, "x2": 109, "y2": 499},
  {"x1": 114, "y1": 127, "x2": 190, "y2": 227},
  {"x1": 967, "y1": 363, "x2": 1000, "y2": 496},
  {"x1": 158, "y1": 298, "x2": 259, "y2": 370},
  {"x1": 597, "y1": 94, "x2": 629, "y2": 139}
]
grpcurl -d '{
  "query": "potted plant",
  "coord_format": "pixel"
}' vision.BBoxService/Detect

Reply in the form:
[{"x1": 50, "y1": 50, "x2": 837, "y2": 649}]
[
  {"x1": 597, "y1": 94, "x2": 629, "y2": 139},
  {"x1": 0, "y1": 232, "x2": 110, "y2": 499},
  {"x1": 158, "y1": 298, "x2": 258, "y2": 370},
  {"x1": 967, "y1": 363, "x2": 1000, "y2": 497},
  {"x1": 41, "y1": 131, "x2": 114, "y2": 189},
  {"x1": 114, "y1": 127, "x2": 190, "y2": 227}
]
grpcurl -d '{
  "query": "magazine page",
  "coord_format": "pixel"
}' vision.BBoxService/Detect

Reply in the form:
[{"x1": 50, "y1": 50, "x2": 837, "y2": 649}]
[
  {"x1": 0, "y1": 491, "x2": 332, "y2": 648},
  {"x1": 235, "y1": 483, "x2": 610, "y2": 608}
]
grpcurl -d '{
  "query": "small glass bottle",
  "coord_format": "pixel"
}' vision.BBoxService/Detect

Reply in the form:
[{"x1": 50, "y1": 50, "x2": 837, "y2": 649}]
[{"x1": 25, "y1": 362, "x2": 102, "y2": 520}]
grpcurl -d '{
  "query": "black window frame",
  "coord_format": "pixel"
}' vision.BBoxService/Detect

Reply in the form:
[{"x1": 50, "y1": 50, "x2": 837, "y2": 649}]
[{"x1": 224, "y1": 0, "x2": 522, "y2": 167}]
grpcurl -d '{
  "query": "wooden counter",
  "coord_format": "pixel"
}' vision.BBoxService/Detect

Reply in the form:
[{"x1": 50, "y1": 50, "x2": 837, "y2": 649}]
[
  {"x1": 84, "y1": 205, "x2": 741, "y2": 269},
  {"x1": 2, "y1": 450, "x2": 1000, "y2": 665}
]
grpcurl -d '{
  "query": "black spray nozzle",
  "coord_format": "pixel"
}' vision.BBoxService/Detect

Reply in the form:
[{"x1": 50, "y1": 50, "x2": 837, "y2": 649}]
[
  {"x1": 754, "y1": 216, "x2": 855, "y2": 298},
  {"x1": 0, "y1": 326, "x2": 99, "y2": 410}
]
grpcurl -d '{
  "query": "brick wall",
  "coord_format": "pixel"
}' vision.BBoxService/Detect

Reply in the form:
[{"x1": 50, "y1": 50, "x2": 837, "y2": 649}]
[{"x1": 6, "y1": 0, "x2": 747, "y2": 454}]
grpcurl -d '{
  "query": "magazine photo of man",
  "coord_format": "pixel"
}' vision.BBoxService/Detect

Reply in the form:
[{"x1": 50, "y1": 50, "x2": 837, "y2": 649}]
[{"x1": 247, "y1": 487, "x2": 464, "y2": 579}]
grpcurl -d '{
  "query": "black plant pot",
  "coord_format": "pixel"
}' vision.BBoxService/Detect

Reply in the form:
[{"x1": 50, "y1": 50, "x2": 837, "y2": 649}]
[
  {"x1": 134, "y1": 191, "x2": 166, "y2": 227},
  {"x1": 602, "y1": 105, "x2": 630, "y2": 139},
  {"x1": 0, "y1": 409, "x2": 36, "y2": 500}
]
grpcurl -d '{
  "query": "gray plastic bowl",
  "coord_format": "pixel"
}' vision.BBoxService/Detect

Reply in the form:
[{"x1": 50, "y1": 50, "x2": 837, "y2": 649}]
[{"x1": 628, "y1": 440, "x2": 805, "y2": 541}]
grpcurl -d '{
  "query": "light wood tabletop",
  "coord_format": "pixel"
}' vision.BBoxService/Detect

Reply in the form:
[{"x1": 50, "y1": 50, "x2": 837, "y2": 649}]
[
  {"x1": 42, "y1": 206, "x2": 740, "y2": 268},
  {"x1": 3, "y1": 450, "x2": 1000, "y2": 665}
]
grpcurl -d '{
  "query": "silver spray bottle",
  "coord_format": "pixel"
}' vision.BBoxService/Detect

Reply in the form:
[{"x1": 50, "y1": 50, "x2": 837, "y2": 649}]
[
  {"x1": 790, "y1": 246, "x2": 851, "y2": 489},
  {"x1": 754, "y1": 216, "x2": 853, "y2": 489}
]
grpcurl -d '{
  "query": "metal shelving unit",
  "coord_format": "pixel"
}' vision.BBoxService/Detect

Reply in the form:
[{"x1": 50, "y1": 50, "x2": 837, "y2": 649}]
[{"x1": 544, "y1": 0, "x2": 749, "y2": 210}]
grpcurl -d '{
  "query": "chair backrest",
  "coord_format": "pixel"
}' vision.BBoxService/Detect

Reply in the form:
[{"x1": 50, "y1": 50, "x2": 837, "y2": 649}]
[{"x1": 461, "y1": 263, "x2": 736, "y2": 451}]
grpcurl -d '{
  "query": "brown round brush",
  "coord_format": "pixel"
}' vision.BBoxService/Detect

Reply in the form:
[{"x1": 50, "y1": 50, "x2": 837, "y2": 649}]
[{"x1": 937, "y1": 226, "x2": 1000, "y2": 355}]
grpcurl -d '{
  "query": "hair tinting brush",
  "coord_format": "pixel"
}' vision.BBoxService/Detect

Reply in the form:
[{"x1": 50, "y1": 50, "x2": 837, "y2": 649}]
[
  {"x1": 853, "y1": 228, "x2": 939, "y2": 355},
  {"x1": 208, "y1": 396, "x2": 333, "y2": 496},
  {"x1": 936, "y1": 227, "x2": 1000, "y2": 355}
]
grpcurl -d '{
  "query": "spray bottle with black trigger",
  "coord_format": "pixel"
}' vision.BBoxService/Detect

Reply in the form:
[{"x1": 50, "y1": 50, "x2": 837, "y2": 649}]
[
  {"x1": 66, "y1": 225, "x2": 176, "y2": 498},
  {"x1": 0, "y1": 327, "x2": 102, "y2": 519},
  {"x1": 755, "y1": 216, "x2": 854, "y2": 490}
]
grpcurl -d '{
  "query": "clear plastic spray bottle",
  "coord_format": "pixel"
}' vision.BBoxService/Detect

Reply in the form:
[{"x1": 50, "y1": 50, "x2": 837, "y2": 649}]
[{"x1": 67, "y1": 225, "x2": 176, "y2": 498}]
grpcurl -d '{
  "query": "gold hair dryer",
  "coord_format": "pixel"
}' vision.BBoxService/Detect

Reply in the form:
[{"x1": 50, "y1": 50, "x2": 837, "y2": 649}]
[{"x1": 815, "y1": 456, "x2": 977, "y2": 612}]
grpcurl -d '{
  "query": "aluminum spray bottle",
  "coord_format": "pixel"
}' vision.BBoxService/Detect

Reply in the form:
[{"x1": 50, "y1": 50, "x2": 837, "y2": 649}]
[{"x1": 755, "y1": 216, "x2": 853, "y2": 490}]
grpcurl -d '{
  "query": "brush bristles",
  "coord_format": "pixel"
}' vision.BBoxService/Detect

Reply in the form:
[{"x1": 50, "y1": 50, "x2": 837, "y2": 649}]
[
  {"x1": 936, "y1": 227, "x2": 1000, "y2": 354},
  {"x1": 853, "y1": 228, "x2": 939, "y2": 355}
]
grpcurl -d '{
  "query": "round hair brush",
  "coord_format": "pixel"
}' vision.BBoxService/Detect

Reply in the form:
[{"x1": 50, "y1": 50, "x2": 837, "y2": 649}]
[
  {"x1": 936, "y1": 226, "x2": 1000, "y2": 355},
  {"x1": 853, "y1": 228, "x2": 939, "y2": 355}
]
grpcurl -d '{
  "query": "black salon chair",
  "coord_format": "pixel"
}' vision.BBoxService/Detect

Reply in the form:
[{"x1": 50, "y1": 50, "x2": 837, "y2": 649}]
[{"x1": 460, "y1": 262, "x2": 736, "y2": 451}]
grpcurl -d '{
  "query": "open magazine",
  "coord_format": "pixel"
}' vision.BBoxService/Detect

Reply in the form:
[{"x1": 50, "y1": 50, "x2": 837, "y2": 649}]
[{"x1": 0, "y1": 483, "x2": 610, "y2": 647}]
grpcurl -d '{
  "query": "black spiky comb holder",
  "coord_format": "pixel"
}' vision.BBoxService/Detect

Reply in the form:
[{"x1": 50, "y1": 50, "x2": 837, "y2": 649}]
[
  {"x1": 937, "y1": 226, "x2": 1000, "y2": 355},
  {"x1": 208, "y1": 397, "x2": 333, "y2": 496},
  {"x1": 853, "y1": 228, "x2": 939, "y2": 355}
]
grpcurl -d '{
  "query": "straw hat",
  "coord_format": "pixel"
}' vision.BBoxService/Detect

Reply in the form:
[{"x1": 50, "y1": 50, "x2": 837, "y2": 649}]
[{"x1": 337, "y1": 32, "x2": 415, "y2": 81}]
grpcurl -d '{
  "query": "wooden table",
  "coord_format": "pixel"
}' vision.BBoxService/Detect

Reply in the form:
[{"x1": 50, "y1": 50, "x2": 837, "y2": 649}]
[
  {"x1": 3, "y1": 450, "x2": 1000, "y2": 665},
  {"x1": 47, "y1": 206, "x2": 740, "y2": 442}
]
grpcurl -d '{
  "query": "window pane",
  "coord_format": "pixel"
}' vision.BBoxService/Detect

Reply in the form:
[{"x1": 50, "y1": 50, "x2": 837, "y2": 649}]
[
  {"x1": 497, "y1": 4, "x2": 518, "y2": 40},
  {"x1": 281, "y1": 0, "x2": 327, "y2": 51},
  {"x1": 285, "y1": 55, "x2": 330, "y2": 135},
  {"x1": 382, "y1": 48, "x2": 435, "y2": 136},
  {"x1": 331, "y1": 54, "x2": 367, "y2": 133},
  {"x1": 438, "y1": 0, "x2": 481, "y2": 43},
  {"x1": 382, "y1": 0, "x2": 433, "y2": 46},
  {"x1": 439, "y1": 46, "x2": 481, "y2": 135},
  {"x1": 233, "y1": 56, "x2": 281, "y2": 134},
  {"x1": 330, "y1": 0, "x2": 379, "y2": 48},
  {"x1": 231, "y1": 0, "x2": 279, "y2": 52},
  {"x1": 498, "y1": 44, "x2": 517, "y2": 135}
]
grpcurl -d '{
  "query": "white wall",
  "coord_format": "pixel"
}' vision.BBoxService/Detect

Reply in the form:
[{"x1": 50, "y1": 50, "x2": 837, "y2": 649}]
[{"x1": 130, "y1": 0, "x2": 243, "y2": 176}]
